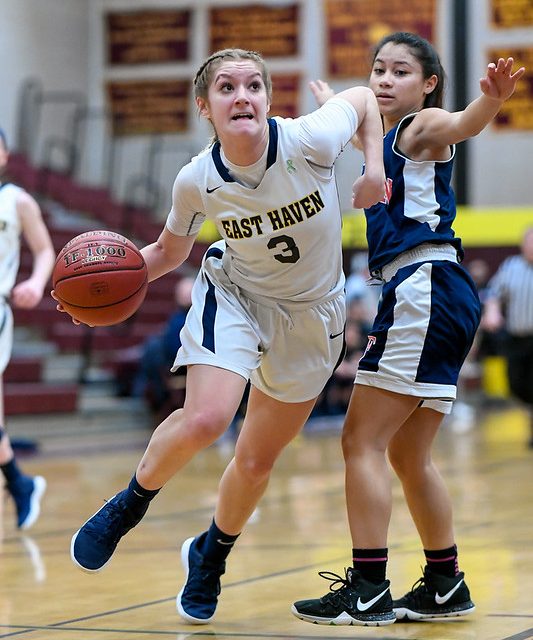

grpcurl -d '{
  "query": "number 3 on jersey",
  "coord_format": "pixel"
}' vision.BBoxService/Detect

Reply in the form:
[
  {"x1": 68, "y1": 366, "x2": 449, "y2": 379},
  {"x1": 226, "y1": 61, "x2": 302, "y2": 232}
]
[{"x1": 267, "y1": 234, "x2": 300, "y2": 264}]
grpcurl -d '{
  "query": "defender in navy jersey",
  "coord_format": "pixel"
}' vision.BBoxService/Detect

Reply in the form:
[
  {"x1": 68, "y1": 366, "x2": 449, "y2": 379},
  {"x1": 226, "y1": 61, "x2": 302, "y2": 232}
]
[
  {"x1": 66, "y1": 48, "x2": 385, "y2": 623},
  {"x1": 293, "y1": 32, "x2": 525, "y2": 626}
]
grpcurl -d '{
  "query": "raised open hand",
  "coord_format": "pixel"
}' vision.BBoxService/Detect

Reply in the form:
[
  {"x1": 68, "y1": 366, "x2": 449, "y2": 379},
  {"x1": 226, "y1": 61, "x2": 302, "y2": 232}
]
[{"x1": 479, "y1": 57, "x2": 525, "y2": 102}]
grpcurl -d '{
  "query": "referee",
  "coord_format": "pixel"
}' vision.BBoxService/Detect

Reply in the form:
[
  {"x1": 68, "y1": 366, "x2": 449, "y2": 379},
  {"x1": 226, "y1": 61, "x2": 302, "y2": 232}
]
[{"x1": 482, "y1": 227, "x2": 533, "y2": 448}]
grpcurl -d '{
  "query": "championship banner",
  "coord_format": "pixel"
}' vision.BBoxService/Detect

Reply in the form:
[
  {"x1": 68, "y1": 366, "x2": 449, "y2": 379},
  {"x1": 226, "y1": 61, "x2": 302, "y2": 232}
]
[
  {"x1": 209, "y1": 4, "x2": 299, "y2": 57},
  {"x1": 106, "y1": 79, "x2": 190, "y2": 136},
  {"x1": 490, "y1": 0, "x2": 533, "y2": 28},
  {"x1": 325, "y1": 0, "x2": 436, "y2": 78},
  {"x1": 270, "y1": 74, "x2": 301, "y2": 119},
  {"x1": 106, "y1": 9, "x2": 191, "y2": 65}
]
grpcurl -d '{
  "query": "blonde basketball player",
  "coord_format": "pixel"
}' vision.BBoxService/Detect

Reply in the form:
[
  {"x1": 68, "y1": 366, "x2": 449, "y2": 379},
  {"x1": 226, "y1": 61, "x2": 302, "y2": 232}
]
[{"x1": 66, "y1": 48, "x2": 385, "y2": 623}]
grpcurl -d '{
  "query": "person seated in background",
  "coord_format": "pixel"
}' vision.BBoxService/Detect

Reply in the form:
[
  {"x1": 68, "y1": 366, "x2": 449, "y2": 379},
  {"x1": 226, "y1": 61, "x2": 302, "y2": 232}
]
[{"x1": 132, "y1": 275, "x2": 195, "y2": 416}]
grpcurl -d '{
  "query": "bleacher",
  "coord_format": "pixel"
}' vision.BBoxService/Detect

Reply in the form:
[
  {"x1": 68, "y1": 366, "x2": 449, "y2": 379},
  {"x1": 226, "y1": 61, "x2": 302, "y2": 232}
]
[{"x1": 4, "y1": 152, "x2": 203, "y2": 417}]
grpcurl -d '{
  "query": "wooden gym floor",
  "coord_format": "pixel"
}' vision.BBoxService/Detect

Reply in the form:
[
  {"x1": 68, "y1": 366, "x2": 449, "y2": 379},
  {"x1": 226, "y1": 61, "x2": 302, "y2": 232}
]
[{"x1": 0, "y1": 401, "x2": 532, "y2": 640}]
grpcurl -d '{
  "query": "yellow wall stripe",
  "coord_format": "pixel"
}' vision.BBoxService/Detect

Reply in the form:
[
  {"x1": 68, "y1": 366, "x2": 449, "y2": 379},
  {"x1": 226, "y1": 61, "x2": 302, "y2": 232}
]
[{"x1": 196, "y1": 207, "x2": 533, "y2": 248}]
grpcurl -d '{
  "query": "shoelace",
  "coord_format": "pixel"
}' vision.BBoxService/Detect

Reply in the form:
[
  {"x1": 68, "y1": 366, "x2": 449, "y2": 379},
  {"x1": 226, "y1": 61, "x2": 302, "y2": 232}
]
[
  {"x1": 401, "y1": 574, "x2": 431, "y2": 606},
  {"x1": 318, "y1": 568, "x2": 354, "y2": 593},
  {"x1": 87, "y1": 495, "x2": 137, "y2": 545},
  {"x1": 188, "y1": 560, "x2": 223, "y2": 599}
]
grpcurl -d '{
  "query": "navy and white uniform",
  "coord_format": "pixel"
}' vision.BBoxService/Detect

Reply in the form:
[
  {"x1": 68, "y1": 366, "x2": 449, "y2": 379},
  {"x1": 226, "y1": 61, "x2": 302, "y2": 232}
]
[
  {"x1": 166, "y1": 98, "x2": 358, "y2": 402},
  {"x1": 356, "y1": 113, "x2": 481, "y2": 412},
  {"x1": 0, "y1": 183, "x2": 22, "y2": 375}
]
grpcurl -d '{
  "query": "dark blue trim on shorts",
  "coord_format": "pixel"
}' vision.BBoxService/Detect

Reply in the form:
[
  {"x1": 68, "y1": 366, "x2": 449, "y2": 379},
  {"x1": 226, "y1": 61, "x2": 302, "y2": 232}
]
[
  {"x1": 205, "y1": 246, "x2": 224, "y2": 260},
  {"x1": 358, "y1": 261, "x2": 480, "y2": 385},
  {"x1": 201, "y1": 275, "x2": 217, "y2": 353},
  {"x1": 0, "y1": 301, "x2": 7, "y2": 336},
  {"x1": 416, "y1": 262, "x2": 480, "y2": 384}
]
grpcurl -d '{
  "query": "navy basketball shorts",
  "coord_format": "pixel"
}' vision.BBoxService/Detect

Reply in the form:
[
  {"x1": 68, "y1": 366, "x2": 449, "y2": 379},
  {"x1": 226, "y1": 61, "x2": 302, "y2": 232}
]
[{"x1": 356, "y1": 260, "x2": 481, "y2": 413}]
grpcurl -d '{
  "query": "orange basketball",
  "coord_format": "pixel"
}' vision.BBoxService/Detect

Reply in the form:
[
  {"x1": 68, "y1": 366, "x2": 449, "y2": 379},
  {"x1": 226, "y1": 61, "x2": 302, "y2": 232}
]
[{"x1": 52, "y1": 229, "x2": 148, "y2": 327}]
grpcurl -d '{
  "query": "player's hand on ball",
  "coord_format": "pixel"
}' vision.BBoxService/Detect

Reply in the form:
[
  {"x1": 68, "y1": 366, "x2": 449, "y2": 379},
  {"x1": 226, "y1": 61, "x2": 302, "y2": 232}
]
[
  {"x1": 52, "y1": 230, "x2": 147, "y2": 327},
  {"x1": 51, "y1": 290, "x2": 87, "y2": 326}
]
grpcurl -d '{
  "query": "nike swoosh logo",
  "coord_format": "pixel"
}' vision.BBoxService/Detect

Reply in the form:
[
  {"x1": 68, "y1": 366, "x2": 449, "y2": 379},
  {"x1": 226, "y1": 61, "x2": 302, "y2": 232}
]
[
  {"x1": 435, "y1": 579, "x2": 463, "y2": 605},
  {"x1": 356, "y1": 587, "x2": 389, "y2": 611},
  {"x1": 329, "y1": 330, "x2": 344, "y2": 339},
  {"x1": 216, "y1": 539, "x2": 235, "y2": 546},
  {"x1": 206, "y1": 185, "x2": 222, "y2": 193}
]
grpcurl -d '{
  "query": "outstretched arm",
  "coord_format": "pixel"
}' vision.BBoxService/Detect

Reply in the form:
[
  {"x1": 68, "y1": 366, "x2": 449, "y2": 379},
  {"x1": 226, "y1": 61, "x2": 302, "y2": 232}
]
[
  {"x1": 411, "y1": 57, "x2": 525, "y2": 148},
  {"x1": 141, "y1": 227, "x2": 196, "y2": 283}
]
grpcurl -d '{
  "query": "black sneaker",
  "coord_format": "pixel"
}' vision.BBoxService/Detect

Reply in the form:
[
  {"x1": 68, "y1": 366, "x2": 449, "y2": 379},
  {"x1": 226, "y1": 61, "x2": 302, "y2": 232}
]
[
  {"x1": 291, "y1": 568, "x2": 396, "y2": 626},
  {"x1": 393, "y1": 567, "x2": 475, "y2": 620},
  {"x1": 176, "y1": 534, "x2": 226, "y2": 624},
  {"x1": 70, "y1": 490, "x2": 149, "y2": 572},
  {"x1": 7, "y1": 475, "x2": 46, "y2": 530}
]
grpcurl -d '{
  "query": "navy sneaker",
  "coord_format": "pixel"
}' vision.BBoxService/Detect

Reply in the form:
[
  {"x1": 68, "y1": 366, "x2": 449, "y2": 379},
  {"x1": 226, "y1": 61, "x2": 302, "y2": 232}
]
[
  {"x1": 177, "y1": 534, "x2": 226, "y2": 624},
  {"x1": 292, "y1": 568, "x2": 396, "y2": 626},
  {"x1": 8, "y1": 475, "x2": 47, "y2": 530},
  {"x1": 70, "y1": 490, "x2": 148, "y2": 572},
  {"x1": 393, "y1": 567, "x2": 475, "y2": 620}
]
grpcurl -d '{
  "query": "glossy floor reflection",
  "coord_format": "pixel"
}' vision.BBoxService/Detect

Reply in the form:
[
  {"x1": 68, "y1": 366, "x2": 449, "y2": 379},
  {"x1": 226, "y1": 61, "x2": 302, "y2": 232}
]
[{"x1": 0, "y1": 402, "x2": 531, "y2": 639}]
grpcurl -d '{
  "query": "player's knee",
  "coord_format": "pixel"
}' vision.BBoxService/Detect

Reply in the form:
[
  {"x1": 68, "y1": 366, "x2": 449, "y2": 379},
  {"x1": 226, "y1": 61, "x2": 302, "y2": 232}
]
[
  {"x1": 387, "y1": 446, "x2": 408, "y2": 476},
  {"x1": 234, "y1": 453, "x2": 273, "y2": 484},
  {"x1": 181, "y1": 408, "x2": 230, "y2": 447}
]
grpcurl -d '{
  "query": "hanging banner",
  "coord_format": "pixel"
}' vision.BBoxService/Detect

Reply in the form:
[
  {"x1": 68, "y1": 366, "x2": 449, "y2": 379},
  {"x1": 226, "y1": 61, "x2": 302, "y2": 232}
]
[
  {"x1": 209, "y1": 4, "x2": 299, "y2": 57},
  {"x1": 325, "y1": 0, "x2": 436, "y2": 78},
  {"x1": 107, "y1": 79, "x2": 190, "y2": 136},
  {"x1": 106, "y1": 9, "x2": 191, "y2": 65},
  {"x1": 270, "y1": 74, "x2": 300, "y2": 118},
  {"x1": 490, "y1": 0, "x2": 533, "y2": 27}
]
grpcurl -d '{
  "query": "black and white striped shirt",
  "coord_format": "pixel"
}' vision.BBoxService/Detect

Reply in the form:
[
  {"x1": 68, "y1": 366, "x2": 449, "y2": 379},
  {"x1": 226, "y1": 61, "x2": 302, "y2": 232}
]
[{"x1": 488, "y1": 254, "x2": 533, "y2": 336}]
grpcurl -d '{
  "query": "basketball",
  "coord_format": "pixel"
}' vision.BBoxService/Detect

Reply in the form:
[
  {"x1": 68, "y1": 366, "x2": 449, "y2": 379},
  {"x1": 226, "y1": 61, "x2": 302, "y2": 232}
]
[{"x1": 52, "y1": 229, "x2": 148, "y2": 326}]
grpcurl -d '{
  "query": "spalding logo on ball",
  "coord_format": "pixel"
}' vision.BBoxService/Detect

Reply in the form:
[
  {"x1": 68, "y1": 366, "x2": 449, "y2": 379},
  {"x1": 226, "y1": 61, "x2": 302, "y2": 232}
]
[{"x1": 52, "y1": 229, "x2": 148, "y2": 326}]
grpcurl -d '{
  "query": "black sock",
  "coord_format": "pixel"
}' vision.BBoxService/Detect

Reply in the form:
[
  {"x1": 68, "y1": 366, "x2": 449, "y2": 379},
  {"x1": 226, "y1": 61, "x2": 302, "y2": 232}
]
[
  {"x1": 0, "y1": 457, "x2": 24, "y2": 485},
  {"x1": 200, "y1": 519, "x2": 240, "y2": 565},
  {"x1": 424, "y1": 545, "x2": 458, "y2": 577},
  {"x1": 353, "y1": 548, "x2": 388, "y2": 584},
  {"x1": 125, "y1": 474, "x2": 160, "y2": 507}
]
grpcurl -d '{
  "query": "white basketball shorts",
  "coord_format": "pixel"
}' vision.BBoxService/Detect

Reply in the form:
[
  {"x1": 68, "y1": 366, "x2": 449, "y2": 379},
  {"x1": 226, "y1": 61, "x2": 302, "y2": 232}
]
[
  {"x1": 173, "y1": 242, "x2": 346, "y2": 403},
  {"x1": 0, "y1": 299, "x2": 14, "y2": 376}
]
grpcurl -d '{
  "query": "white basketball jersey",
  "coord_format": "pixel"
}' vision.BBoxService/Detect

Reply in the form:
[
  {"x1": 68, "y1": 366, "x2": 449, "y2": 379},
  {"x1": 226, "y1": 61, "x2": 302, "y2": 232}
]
[
  {"x1": 168, "y1": 101, "x2": 358, "y2": 303},
  {"x1": 0, "y1": 183, "x2": 22, "y2": 298}
]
